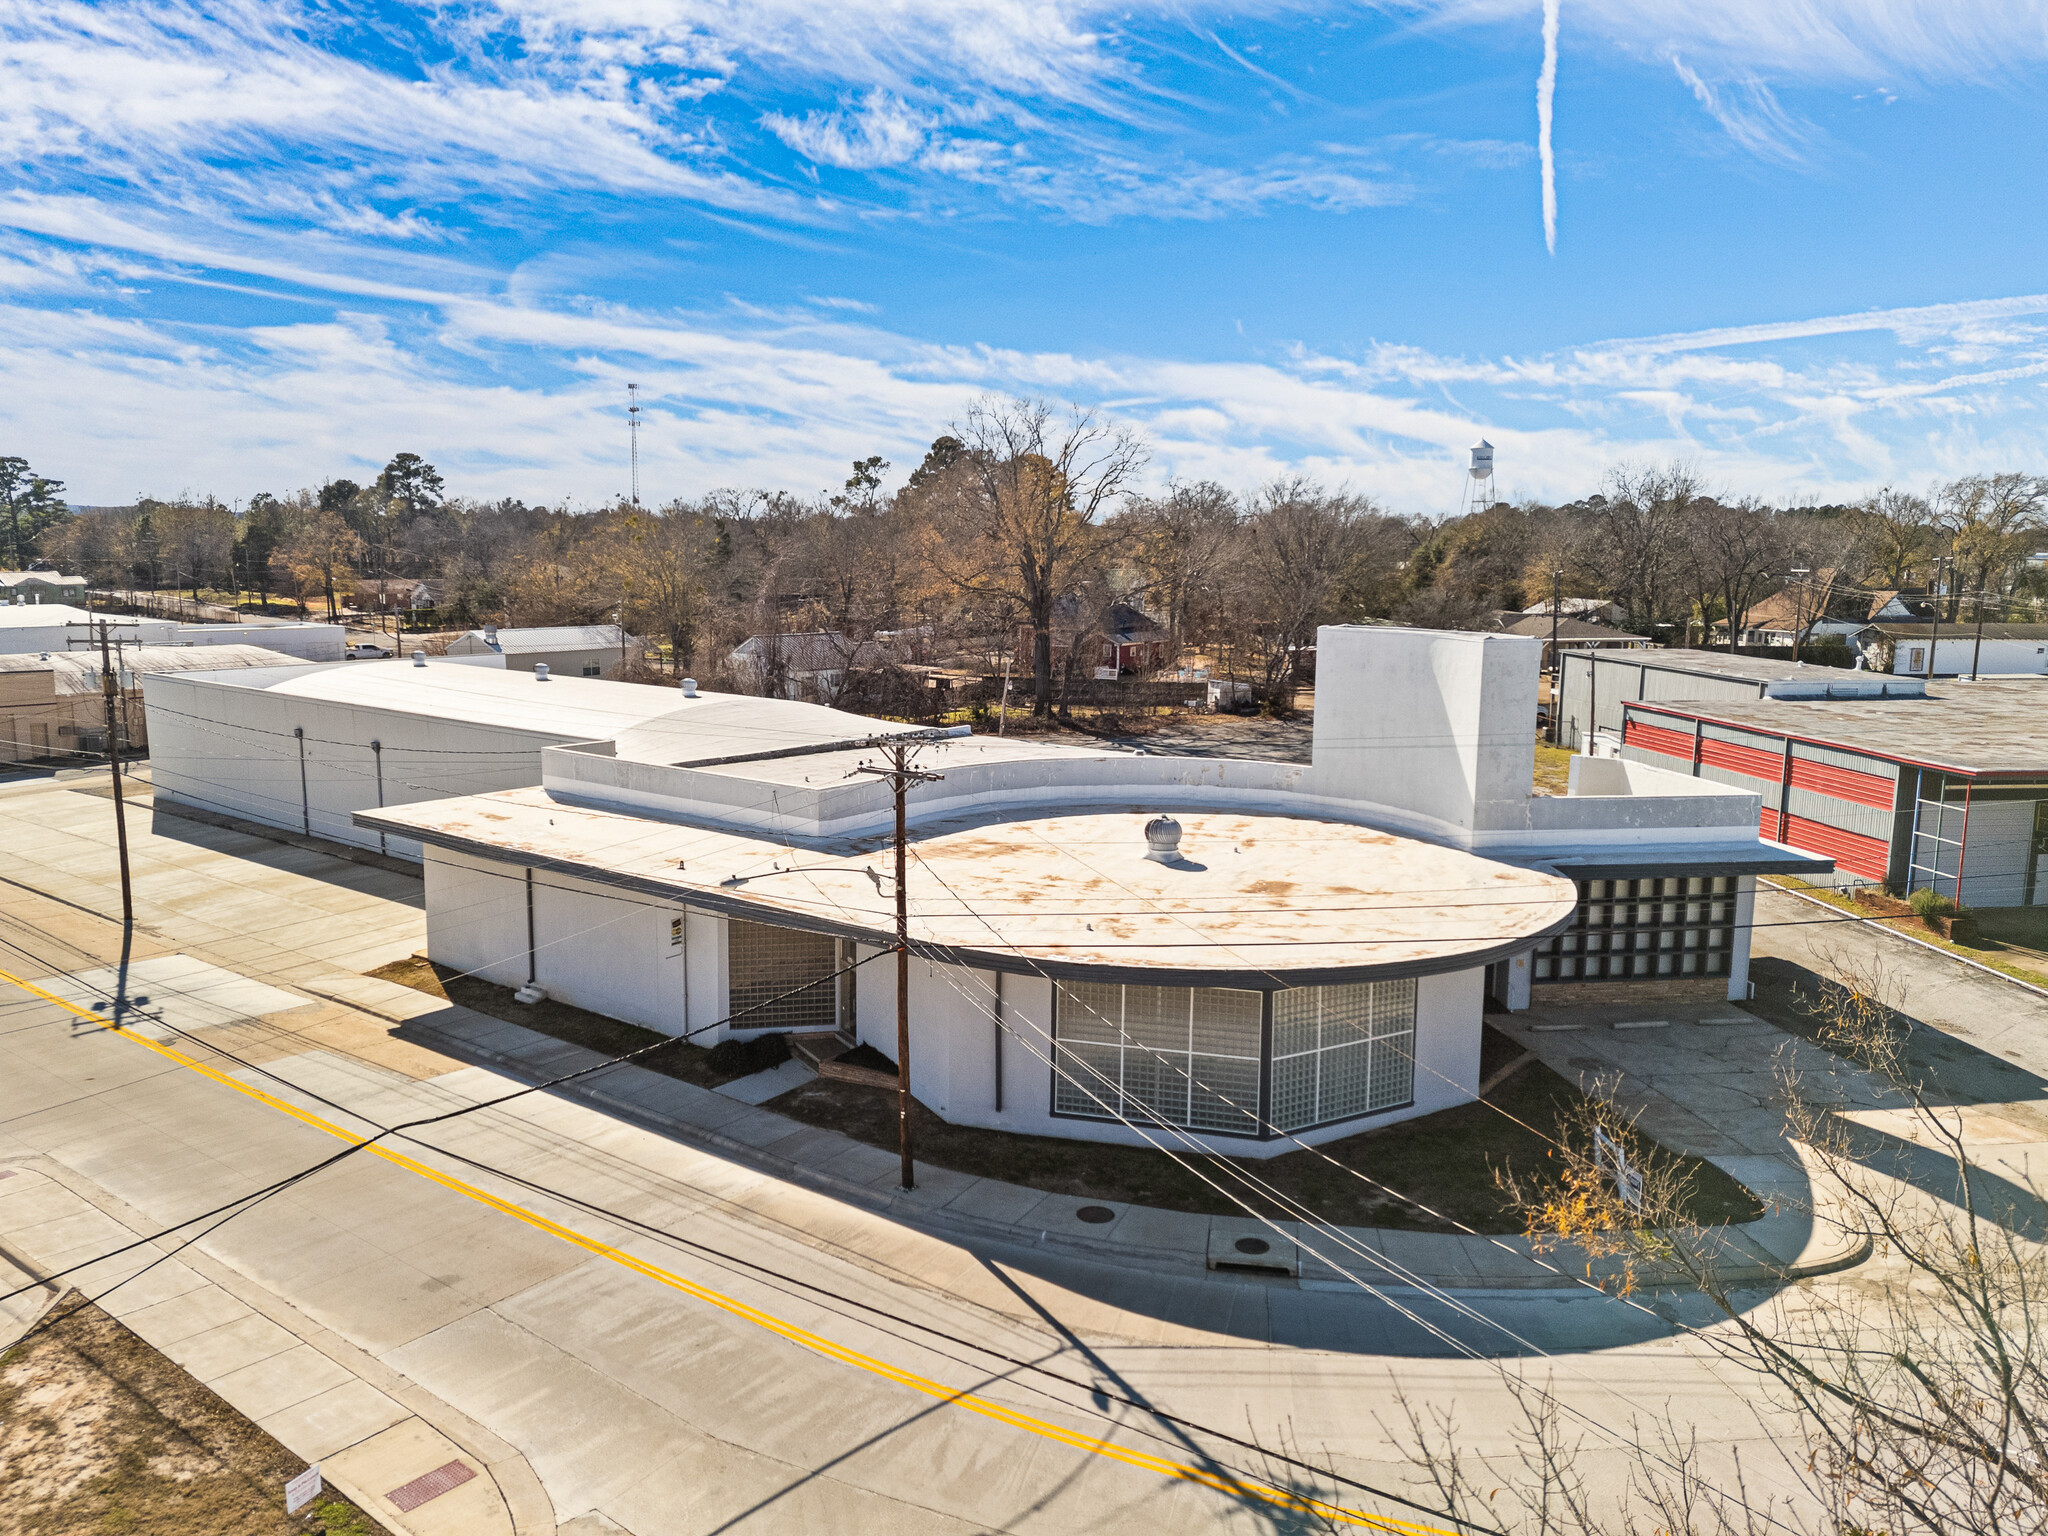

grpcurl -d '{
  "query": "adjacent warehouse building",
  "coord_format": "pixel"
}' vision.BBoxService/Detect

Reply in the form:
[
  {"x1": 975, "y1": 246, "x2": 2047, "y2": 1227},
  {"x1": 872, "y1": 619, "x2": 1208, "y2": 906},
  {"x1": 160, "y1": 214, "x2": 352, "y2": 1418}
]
[
  {"x1": 353, "y1": 626, "x2": 1825, "y2": 1156},
  {"x1": 1857, "y1": 622, "x2": 2048, "y2": 678},
  {"x1": 1, "y1": 644, "x2": 305, "y2": 765},
  {"x1": 142, "y1": 656, "x2": 899, "y2": 862},
  {"x1": 1557, "y1": 647, "x2": 1924, "y2": 750},
  {"x1": 446, "y1": 624, "x2": 642, "y2": 677},
  {"x1": 1619, "y1": 678, "x2": 2048, "y2": 906},
  {"x1": 0, "y1": 603, "x2": 343, "y2": 662}
]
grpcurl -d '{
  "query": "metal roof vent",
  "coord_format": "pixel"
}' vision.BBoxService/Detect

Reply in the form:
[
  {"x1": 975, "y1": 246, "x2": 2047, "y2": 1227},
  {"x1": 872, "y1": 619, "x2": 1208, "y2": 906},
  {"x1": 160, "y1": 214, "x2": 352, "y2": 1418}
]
[
  {"x1": 535, "y1": 663, "x2": 550, "y2": 681},
  {"x1": 412, "y1": 650, "x2": 426, "y2": 667},
  {"x1": 483, "y1": 622, "x2": 499, "y2": 644},
  {"x1": 1143, "y1": 815, "x2": 1183, "y2": 863},
  {"x1": 681, "y1": 677, "x2": 698, "y2": 697}
]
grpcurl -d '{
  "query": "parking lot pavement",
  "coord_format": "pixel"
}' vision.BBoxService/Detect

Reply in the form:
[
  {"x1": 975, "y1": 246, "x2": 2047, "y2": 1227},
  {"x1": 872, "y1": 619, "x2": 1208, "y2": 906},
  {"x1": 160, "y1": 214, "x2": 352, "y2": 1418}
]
[{"x1": 1751, "y1": 885, "x2": 2048, "y2": 1119}]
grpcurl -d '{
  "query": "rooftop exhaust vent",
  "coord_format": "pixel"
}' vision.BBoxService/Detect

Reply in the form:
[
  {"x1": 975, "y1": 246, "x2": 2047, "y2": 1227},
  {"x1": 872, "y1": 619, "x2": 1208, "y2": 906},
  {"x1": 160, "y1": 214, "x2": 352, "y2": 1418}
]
[
  {"x1": 412, "y1": 651, "x2": 426, "y2": 667},
  {"x1": 1143, "y1": 815, "x2": 1182, "y2": 863},
  {"x1": 681, "y1": 677, "x2": 698, "y2": 697},
  {"x1": 535, "y1": 663, "x2": 550, "y2": 681}
]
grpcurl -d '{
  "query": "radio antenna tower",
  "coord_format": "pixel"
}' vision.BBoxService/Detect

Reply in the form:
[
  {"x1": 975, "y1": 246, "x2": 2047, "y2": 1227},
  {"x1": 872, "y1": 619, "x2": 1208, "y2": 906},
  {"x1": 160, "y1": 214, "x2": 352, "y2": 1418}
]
[{"x1": 627, "y1": 382, "x2": 642, "y2": 508}]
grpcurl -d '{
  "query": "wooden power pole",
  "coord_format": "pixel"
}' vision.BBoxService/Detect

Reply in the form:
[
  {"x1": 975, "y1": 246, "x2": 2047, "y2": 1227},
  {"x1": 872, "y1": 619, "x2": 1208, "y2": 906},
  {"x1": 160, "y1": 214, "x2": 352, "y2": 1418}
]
[
  {"x1": 855, "y1": 740, "x2": 944, "y2": 1190},
  {"x1": 70, "y1": 619, "x2": 134, "y2": 928}
]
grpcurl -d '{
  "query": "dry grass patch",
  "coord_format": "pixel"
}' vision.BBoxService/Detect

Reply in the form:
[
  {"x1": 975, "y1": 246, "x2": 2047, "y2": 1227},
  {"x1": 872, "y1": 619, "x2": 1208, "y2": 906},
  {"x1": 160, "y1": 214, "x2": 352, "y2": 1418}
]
[{"x1": 0, "y1": 1294, "x2": 388, "y2": 1536}]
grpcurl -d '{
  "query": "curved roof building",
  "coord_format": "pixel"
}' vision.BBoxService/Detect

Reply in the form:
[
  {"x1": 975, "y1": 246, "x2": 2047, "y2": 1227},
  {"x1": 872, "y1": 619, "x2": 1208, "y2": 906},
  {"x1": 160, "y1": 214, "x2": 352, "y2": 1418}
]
[{"x1": 351, "y1": 625, "x2": 1821, "y2": 1156}]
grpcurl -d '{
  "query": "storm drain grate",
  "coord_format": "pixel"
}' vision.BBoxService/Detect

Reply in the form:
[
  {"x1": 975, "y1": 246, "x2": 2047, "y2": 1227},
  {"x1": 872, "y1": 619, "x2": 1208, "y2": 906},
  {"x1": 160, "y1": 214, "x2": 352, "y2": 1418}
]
[{"x1": 387, "y1": 1460, "x2": 477, "y2": 1512}]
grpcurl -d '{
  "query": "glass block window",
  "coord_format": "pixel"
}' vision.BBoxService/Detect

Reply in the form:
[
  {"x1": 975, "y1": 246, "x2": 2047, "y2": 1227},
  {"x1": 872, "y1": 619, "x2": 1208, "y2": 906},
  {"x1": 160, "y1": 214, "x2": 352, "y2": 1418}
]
[
  {"x1": 1530, "y1": 877, "x2": 1736, "y2": 984},
  {"x1": 727, "y1": 918, "x2": 836, "y2": 1031},
  {"x1": 1052, "y1": 982, "x2": 1262, "y2": 1136},
  {"x1": 1269, "y1": 980, "x2": 1416, "y2": 1133}
]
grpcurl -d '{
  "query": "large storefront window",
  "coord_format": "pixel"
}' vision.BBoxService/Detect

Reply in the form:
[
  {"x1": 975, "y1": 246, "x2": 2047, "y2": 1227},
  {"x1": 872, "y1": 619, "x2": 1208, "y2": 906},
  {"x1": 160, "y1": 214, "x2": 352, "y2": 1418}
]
[
  {"x1": 1270, "y1": 980, "x2": 1416, "y2": 1132},
  {"x1": 1052, "y1": 977, "x2": 1417, "y2": 1139},
  {"x1": 1530, "y1": 877, "x2": 1734, "y2": 983},
  {"x1": 1052, "y1": 983, "x2": 1263, "y2": 1134},
  {"x1": 728, "y1": 918, "x2": 836, "y2": 1030}
]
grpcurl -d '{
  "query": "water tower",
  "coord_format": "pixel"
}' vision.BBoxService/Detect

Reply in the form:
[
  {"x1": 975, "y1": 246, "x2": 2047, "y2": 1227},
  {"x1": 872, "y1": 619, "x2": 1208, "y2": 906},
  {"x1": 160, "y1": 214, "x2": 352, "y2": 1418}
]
[{"x1": 1460, "y1": 438, "x2": 1496, "y2": 517}]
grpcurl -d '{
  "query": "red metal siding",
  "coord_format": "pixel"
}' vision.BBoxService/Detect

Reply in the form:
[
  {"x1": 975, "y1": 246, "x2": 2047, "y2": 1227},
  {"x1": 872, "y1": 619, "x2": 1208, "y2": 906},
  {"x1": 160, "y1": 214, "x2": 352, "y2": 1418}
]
[
  {"x1": 1788, "y1": 757, "x2": 1895, "y2": 811},
  {"x1": 1782, "y1": 815, "x2": 1889, "y2": 882},
  {"x1": 1761, "y1": 808, "x2": 1785, "y2": 841},
  {"x1": 1623, "y1": 718, "x2": 1694, "y2": 760},
  {"x1": 1701, "y1": 737, "x2": 1783, "y2": 782}
]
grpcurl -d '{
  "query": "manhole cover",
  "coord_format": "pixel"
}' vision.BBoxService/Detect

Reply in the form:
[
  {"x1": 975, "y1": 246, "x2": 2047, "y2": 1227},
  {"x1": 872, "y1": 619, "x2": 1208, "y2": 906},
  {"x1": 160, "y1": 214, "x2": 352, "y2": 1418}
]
[
  {"x1": 1233, "y1": 1237, "x2": 1271, "y2": 1255},
  {"x1": 1075, "y1": 1205, "x2": 1115, "y2": 1224}
]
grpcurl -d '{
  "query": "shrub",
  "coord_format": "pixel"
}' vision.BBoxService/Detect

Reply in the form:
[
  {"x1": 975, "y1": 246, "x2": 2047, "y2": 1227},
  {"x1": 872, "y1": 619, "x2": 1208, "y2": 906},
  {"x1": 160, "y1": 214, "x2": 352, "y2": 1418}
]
[
  {"x1": 707, "y1": 1031, "x2": 791, "y2": 1077},
  {"x1": 1908, "y1": 887, "x2": 1956, "y2": 919}
]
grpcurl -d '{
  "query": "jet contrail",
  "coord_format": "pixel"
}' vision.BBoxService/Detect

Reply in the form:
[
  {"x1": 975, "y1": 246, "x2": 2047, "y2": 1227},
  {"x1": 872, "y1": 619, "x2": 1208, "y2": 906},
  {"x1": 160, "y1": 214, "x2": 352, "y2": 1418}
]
[{"x1": 1538, "y1": 0, "x2": 1559, "y2": 253}]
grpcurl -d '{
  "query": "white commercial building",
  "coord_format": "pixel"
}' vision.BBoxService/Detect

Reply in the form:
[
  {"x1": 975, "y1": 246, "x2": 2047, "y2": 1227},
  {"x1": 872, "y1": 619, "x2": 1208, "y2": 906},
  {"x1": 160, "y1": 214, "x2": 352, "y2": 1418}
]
[
  {"x1": 358, "y1": 627, "x2": 1828, "y2": 1156},
  {"x1": 0, "y1": 603, "x2": 343, "y2": 662},
  {"x1": 446, "y1": 624, "x2": 643, "y2": 678},
  {"x1": 141, "y1": 658, "x2": 882, "y2": 862}
]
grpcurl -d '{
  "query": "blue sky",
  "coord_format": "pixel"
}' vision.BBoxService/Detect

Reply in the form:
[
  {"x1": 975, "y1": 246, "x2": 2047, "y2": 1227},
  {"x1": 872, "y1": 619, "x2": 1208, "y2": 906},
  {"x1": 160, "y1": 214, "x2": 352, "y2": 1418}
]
[{"x1": 3, "y1": 1, "x2": 2045, "y2": 514}]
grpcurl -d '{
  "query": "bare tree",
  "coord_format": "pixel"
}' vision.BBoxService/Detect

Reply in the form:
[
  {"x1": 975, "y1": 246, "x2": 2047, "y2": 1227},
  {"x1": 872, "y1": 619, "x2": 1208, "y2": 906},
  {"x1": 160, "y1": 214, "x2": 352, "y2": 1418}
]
[
  {"x1": 1575, "y1": 462, "x2": 1708, "y2": 636},
  {"x1": 1686, "y1": 498, "x2": 1786, "y2": 654},
  {"x1": 934, "y1": 396, "x2": 1147, "y2": 717},
  {"x1": 1847, "y1": 486, "x2": 1938, "y2": 589},
  {"x1": 1230, "y1": 478, "x2": 1403, "y2": 709},
  {"x1": 1500, "y1": 948, "x2": 2048, "y2": 1536},
  {"x1": 1124, "y1": 480, "x2": 1239, "y2": 656},
  {"x1": 1936, "y1": 473, "x2": 2048, "y2": 620}
]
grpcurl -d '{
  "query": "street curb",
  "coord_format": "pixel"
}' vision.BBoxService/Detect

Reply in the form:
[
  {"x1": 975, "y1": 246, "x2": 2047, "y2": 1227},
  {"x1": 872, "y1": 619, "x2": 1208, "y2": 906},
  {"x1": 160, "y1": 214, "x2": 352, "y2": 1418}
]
[{"x1": 384, "y1": 1009, "x2": 1872, "y2": 1296}]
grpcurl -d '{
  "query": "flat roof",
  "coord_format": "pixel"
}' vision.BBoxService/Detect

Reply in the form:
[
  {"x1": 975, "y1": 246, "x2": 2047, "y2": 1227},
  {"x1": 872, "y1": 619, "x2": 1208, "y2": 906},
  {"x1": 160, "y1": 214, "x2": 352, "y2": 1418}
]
[
  {"x1": 359, "y1": 793, "x2": 1579, "y2": 987},
  {"x1": 1625, "y1": 677, "x2": 2048, "y2": 777},
  {"x1": 168, "y1": 658, "x2": 705, "y2": 741},
  {"x1": 7, "y1": 644, "x2": 306, "y2": 694},
  {"x1": 1577, "y1": 648, "x2": 1816, "y2": 683},
  {"x1": 0, "y1": 603, "x2": 100, "y2": 627}
]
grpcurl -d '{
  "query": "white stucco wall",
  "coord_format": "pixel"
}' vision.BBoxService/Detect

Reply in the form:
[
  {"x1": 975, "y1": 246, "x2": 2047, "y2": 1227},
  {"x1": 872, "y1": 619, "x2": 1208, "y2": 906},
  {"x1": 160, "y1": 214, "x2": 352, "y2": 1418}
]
[
  {"x1": 422, "y1": 851, "x2": 716, "y2": 1035},
  {"x1": 146, "y1": 671, "x2": 580, "y2": 860}
]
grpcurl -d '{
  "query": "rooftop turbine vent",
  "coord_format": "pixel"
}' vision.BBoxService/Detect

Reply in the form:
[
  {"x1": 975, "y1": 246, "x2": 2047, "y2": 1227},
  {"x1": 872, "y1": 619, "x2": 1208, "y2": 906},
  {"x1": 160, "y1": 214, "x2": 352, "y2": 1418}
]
[
  {"x1": 413, "y1": 650, "x2": 426, "y2": 667},
  {"x1": 535, "y1": 663, "x2": 550, "y2": 681},
  {"x1": 1143, "y1": 815, "x2": 1183, "y2": 863},
  {"x1": 681, "y1": 677, "x2": 698, "y2": 697}
]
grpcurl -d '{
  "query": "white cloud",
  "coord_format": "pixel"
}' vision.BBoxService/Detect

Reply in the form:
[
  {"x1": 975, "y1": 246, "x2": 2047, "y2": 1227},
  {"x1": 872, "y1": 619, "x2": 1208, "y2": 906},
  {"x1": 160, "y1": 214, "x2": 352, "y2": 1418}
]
[
  {"x1": 1669, "y1": 56, "x2": 1817, "y2": 163},
  {"x1": 5, "y1": 233, "x2": 2042, "y2": 516}
]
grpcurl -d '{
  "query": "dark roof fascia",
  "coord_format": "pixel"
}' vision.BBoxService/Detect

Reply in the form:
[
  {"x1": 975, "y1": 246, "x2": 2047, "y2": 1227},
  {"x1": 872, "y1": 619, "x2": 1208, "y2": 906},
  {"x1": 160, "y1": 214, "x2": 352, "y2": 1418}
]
[
  {"x1": 368, "y1": 815, "x2": 1576, "y2": 989},
  {"x1": 1502, "y1": 845, "x2": 1835, "y2": 880}
]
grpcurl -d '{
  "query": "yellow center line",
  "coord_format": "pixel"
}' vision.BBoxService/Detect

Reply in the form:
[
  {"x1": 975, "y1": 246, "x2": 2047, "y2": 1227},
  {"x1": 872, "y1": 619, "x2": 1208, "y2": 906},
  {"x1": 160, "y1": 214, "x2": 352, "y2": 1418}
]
[{"x1": 1, "y1": 964, "x2": 1456, "y2": 1535}]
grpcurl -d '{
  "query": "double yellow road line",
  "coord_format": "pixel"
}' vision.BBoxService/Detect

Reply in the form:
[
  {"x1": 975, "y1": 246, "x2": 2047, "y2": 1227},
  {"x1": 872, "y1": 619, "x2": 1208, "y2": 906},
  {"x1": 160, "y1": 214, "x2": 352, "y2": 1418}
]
[{"x1": 2, "y1": 964, "x2": 1455, "y2": 1534}]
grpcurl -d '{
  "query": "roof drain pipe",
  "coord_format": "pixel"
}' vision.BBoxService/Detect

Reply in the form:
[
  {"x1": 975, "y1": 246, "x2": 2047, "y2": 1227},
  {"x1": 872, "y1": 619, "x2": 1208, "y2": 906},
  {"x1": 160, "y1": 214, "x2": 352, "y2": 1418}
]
[
  {"x1": 515, "y1": 867, "x2": 546, "y2": 1004},
  {"x1": 992, "y1": 968, "x2": 1004, "y2": 1115},
  {"x1": 293, "y1": 726, "x2": 310, "y2": 835},
  {"x1": 369, "y1": 739, "x2": 386, "y2": 857}
]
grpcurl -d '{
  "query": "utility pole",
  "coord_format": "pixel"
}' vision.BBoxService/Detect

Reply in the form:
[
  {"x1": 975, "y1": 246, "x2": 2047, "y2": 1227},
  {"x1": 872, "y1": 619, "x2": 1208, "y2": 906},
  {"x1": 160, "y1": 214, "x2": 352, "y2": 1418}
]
[
  {"x1": 853, "y1": 741, "x2": 945, "y2": 1190},
  {"x1": 1788, "y1": 566, "x2": 1812, "y2": 663},
  {"x1": 1970, "y1": 581, "x2": 1988, "y2": 681},
  {"x1": 70, "y1": 619, "x2": 134, "y2": 928},
  {"x1": 1928, "y1": 557, "x2": 1946, "y2": 678},
  {"x1": 1549, "y1": 569, "x2": 1561, "y2": 744}
]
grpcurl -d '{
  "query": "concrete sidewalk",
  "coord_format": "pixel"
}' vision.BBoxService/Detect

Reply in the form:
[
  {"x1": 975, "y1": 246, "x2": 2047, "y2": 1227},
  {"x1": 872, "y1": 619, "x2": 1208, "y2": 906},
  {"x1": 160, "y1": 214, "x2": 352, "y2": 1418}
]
[
  {"x1": 0, "y1": 1158, "x2": 549, "y2": 1536},
  {"x1": 325, "y1": 969, "x2": 1867, "y2": 1296}
]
